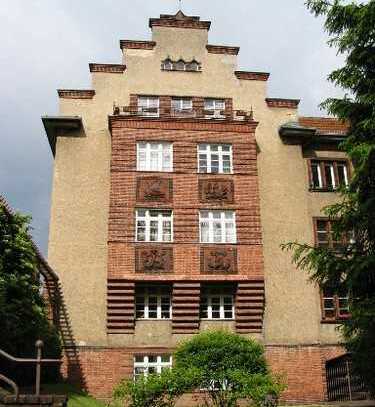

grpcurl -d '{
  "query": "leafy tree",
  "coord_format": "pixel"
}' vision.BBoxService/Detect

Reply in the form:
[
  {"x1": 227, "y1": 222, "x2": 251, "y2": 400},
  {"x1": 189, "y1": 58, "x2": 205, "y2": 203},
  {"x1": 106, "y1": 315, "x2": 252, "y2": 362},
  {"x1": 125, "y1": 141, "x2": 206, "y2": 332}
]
[
  {"x1": 0, "y1": 203, "x2": 61, "y2": 383},
  {"x1": 282, "y1": 0, "x2": 375, "y2": 393},
  {"x1": 114, "y1": 331, "x2": 284, "y2": 407},
  {"x1": 174, "y1": 330, "x2": 284, "y2": 407}
]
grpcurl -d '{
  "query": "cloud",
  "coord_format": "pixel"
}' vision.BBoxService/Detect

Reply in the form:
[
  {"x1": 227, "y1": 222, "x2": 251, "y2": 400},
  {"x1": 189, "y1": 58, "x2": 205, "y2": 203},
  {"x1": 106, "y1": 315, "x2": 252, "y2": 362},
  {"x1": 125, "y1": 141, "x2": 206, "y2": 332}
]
[{"x1": 0, "y1": 0, "x2": 344, "y2": 254}]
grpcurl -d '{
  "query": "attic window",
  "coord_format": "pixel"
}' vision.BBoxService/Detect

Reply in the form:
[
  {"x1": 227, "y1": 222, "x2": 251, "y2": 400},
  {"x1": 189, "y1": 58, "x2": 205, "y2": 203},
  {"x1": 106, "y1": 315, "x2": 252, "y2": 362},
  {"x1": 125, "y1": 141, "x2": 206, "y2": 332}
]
[{"x1": 161, "y1": 58, "x2": 201, "y2": 72}]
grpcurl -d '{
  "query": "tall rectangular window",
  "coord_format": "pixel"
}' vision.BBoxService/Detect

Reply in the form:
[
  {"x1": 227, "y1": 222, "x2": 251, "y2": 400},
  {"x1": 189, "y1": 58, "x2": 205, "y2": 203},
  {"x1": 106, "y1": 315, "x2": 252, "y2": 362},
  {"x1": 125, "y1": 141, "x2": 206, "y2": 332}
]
[
  {"x1": 322, "y1": 287, "x2": 350, "y2": 321},
  {"x1": 200, "y1": 210, "x2": 236, "y2": 243},
  {"x1": 137, "y1": 142, "x2": 173, "y2": 172},
  {"x1": 309, "y1": 160, "x2": 349, "y2": 190},
  {"x1": 315, "y1": 219, "x2": 346, "y2": 250},
  {"x1": 135, "y1": 285, "x2": 171, "y2": 320},
  {"x1": 134, "y1": 355, "x2": 172, "y2": 380},
  {"x1": 136, "y1": 209, "x2": 173, "y2": 242},
  {"x1": 138, "y1": 96, "x2": 159, "y2": 117},
  {"x1": 200, "y1": 286, "x2": 234, "y2": 320},
  {"x1": 198, "y1": 144, "x2": 232, "y2": 174},
  {"x1": 204, "y1": 99, "x2": 225, "y2": 118}
]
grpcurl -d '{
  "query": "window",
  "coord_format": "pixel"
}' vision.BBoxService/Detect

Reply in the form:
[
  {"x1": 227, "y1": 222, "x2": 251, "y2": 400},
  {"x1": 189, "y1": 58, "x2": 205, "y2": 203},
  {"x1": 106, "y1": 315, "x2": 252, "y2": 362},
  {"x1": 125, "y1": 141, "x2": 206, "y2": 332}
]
[
  {"x1": 198, "y1": 144, "x2": 232, "y2": 174},
  {"x1": 204, "y1": 99, "x2": 225, "y2": 119},
  {"x1": 171, "y1": 97, "x2": 193, "y2": 111},
  {"x1": 315, "y1": 219, "x2": 346, "y2": 250},
  {"x1": 135, "y1": 285, "x2": 171, "y2": 319},
  {"x1": 136, "y1": 209, "x2": 173, "y2": 242},
  {"x1": 322, "y1": 287, "x2": 350, "y2": 321},
  {"x1": 161, "y1": 58, "x2": 201, "y2": 72},
  {"x1": 200, "y1": 286, "x2": 234, "y2": 319},
  {"x1": 161, "y1": 58, "x2": 173, "y2": 70},
  {"x1": 200, "y1": 210, "x2": 236, "y2": 243},
  {"x1": 137, "y1": 142, "x2": 172, "y2": 172},
  {"x1": 138, "y1": 96, "x2": 159, "y2": 117},
  {"x1": 185, "y1": 60, "x2": 200, "y2": 71},
  {"x1": 309, "y1": 160, "x2": 349, "y2": 190},
  {"x1": 134, "y1": 355, "x2": 172, "y2": 380}
]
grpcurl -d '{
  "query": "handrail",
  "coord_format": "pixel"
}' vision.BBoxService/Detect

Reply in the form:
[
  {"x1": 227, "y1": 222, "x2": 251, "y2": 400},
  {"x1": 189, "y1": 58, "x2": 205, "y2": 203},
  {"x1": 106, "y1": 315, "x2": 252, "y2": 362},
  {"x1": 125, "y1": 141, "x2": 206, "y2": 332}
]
[
  {"x1": 0, "y1": 374, "x2": 19, "y2": 398},
  {"x1": 0, "y1": 340, "x2": 61, "y2": 396}
]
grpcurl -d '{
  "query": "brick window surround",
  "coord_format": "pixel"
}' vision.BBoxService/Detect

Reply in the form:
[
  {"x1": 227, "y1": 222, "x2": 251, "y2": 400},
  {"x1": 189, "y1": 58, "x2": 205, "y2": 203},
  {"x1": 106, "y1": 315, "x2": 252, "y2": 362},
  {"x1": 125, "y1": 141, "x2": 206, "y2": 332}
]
[{"x1": 308, "y1": 159, "x2": 350, "y2": 191}]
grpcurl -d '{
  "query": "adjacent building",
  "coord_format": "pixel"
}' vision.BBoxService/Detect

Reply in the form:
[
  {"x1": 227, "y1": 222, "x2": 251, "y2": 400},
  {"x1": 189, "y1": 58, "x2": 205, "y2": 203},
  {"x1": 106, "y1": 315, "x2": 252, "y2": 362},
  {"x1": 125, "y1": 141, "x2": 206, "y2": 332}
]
[{"x1": 43, "y1": 11, "x2": 353, "y2": 403}]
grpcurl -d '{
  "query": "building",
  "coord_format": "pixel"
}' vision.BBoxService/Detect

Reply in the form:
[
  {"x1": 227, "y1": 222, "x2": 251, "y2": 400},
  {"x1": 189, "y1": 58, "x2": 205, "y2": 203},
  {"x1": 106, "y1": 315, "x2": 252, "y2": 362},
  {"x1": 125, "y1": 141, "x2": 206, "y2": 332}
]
[{"x1": 43, "y1": 11, "x2": 352, "y2": 403}]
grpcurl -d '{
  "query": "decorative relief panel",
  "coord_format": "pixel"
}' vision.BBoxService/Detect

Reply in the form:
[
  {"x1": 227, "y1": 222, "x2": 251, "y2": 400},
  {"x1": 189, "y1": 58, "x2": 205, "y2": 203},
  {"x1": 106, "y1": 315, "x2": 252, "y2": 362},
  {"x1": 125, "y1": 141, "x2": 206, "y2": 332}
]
[
  {"x1": 199, "y1": 179, "x2": 234, "y2": 204},
  {"x1": 200, "y1": 247, "x2": 237, "y2": 274},
  {"x1": 136, "y1": 177, "x2": 173, "y2": 203},
  {"x1": 135, "y1": 246, "x2": 173, "y2": 274}
]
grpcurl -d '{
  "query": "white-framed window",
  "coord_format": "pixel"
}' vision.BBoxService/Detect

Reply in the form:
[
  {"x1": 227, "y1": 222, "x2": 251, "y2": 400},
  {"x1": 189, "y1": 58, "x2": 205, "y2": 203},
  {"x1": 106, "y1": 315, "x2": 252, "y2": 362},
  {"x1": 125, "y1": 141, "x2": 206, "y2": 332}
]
[
  {"x1": 136, "y1": 209, "x2": 173, "y2": 242},
  {"x1": 135, "y1": 285, "x2": 171, "y2": 320},
  {"x1": 138, "y1": 96, "x2": 160, "y2": 117},
  {"x1": 134, "y1": 355, "x2": 172, "y2": 380},
  {"x1": 310, "y1": 160, "x2": 349, "y2": 190},
  {"x1": 171, "y1": 97, "x2": 193, "y2": 111},
  {"x1": 199, "y1": 210, "x2": 236, "y2": 243},
  {"x1": 198, "y1": 144, "x2": 232, "y2": 174},
  {"x1": 137, "y1": 142, "x2": 173, "y2": 172},
  {"x1": 200, "y1": 286, "x2": 234, "y2": 320},
  {"x1": 204, "y1": 98, "x2": 225, "y2": 119}
]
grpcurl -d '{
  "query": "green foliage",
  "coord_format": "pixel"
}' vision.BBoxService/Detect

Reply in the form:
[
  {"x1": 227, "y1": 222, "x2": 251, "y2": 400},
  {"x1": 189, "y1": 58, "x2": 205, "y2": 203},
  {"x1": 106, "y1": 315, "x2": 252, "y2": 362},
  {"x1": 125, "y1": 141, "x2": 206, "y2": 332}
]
[
  {"x1": 175, "y1": 330, "x2": 284, "y2": 407},
  {"x1": 0, "y1": 205, "x2": 61, "y2": 379},
  {"x1": 113, "y1": 367, "x2": 201, "y2": 407},
  {"x1": 283, "y1": 0, "x2": 375, "y2": 393},
  {"x1": 114, "y1": 331, "x2": 284, "y2": 407}
]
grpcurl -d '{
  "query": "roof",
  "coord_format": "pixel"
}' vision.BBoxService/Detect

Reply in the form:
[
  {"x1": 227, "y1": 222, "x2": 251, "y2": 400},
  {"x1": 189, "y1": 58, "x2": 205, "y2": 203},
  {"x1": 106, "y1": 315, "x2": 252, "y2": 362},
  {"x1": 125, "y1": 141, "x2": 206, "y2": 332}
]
[
  {"x1": 149, "y1": 10, "x2": 211, "y2": 30},
  {"x1": 0, "y1": 195, "x2": 59, "y2": 281},
  {"x1": 299, "y1": 116, "x2": 349, "y2": 135},
  {"x1": 279, "y1": 116, "x2": 348, "y2": 146},
  {"x1": 42, "y1": 116, "x2": 83, "y2": 156}
]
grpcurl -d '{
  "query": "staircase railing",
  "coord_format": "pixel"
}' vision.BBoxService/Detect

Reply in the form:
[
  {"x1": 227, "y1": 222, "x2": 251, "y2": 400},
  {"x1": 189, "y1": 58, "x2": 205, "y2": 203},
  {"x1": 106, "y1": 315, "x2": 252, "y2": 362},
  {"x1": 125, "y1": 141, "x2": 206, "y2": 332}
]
[{"x1": 0, "y1": 340, "x2": 61, "y2": 398}]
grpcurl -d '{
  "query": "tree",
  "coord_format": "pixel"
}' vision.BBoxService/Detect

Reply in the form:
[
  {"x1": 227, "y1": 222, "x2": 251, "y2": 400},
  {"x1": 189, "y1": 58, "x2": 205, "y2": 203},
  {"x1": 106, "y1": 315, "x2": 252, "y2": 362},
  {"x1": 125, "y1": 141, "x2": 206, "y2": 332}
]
[
  {"x1": 282, "y1": 0, "x2": 375, "y2": 393},
  {"x1": 0, "y1": 203, "x2": 61, "y2": 383},
  {"x1": 113, "y1": 330, "x2": 284, "y2": 407}
]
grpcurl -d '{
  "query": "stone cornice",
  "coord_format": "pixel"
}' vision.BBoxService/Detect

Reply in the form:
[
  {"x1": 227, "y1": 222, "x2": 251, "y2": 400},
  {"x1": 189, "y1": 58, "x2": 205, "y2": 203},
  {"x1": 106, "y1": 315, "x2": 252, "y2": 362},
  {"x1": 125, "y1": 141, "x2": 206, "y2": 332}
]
[
  {"x1": 57, "y1": 89, "x2": 95, "y2": 99},
  {"x1": 89, "y1": 63, "x2": 126, "y2": 73},
  {"x1": 235, "y1": 71, "x2": 270, "y2": 81},
  {"x1": 266, "y1": 98, "x2": 300, "y2": 109},
  {"x1": 206, "y1": 45, "x2": 239, "y2": 55},
  {"x1": 120, "y1": 40, "x2": 156, "y2": 50}
]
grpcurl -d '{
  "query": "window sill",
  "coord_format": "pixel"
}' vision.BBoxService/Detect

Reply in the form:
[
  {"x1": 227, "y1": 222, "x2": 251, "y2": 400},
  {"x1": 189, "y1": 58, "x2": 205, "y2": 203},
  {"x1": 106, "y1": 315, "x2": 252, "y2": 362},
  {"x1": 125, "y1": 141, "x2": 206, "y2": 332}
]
[
  {"x1": 309, "y1": 187, "x2": 338, "y2": 193},
  {"x1": 136, "y1": 319, "x2": 172, "y2": 321},
  {"x1": 198, "y1": 172, "x2": 234, "y2": 176},
  {"x1": 321, "y1": 317, "x2": 351, "y2": 324},
  {"x1": 201, "y1": 319, "x2": 235, "y2": 321},
  {"x1": 162, "y1": 69, "x2": 202, "y2": 73}
]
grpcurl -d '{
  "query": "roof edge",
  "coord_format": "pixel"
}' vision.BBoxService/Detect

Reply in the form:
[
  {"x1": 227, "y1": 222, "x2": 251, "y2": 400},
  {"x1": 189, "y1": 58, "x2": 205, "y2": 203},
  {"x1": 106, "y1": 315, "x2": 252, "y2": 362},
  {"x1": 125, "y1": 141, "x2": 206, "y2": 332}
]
[
  {"x1": 58, "y1": 89, "x2": 95, "y2": 99},
  {"x1": 266, "y1": 98, "x2": 300, "y2": 108},
  {"x1": 89, "y1": 63, "x2": 126, "y2": 73},
  {"x1": 235, "y1": 71, "x2": 270, "y2": 81},
  {"x1": 207, "y1": 44, "x2": 239, "y2": 55},
  {"x1": 120, "y1": 40, "x2": 156, "y2": 50}
]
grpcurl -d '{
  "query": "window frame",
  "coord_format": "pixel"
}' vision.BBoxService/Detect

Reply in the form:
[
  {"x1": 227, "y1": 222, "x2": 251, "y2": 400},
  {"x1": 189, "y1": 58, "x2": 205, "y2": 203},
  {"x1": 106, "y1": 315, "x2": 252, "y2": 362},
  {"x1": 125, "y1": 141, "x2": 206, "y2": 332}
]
[
  {"x1": 137, "y1": 96, "x2": 160, "y2": 117},
  {"x1": 308, "y1": 159, "x2": 350, "y2": 191},
  {"x1": 313, "y1": 217, "x2": 347, "y2": 250},
  {"x1": 135, "y1": 285, "x2": 172, "y2": 320},
  {"x1": 321, "y1": 288, "x2": 351, "y2": 322},
  {"x1": 136, "y1": 141, "x2": 173, "y2": 172},
  {"x1": 171, "y1": 97, "x2": 193, "y2": 111},
  {"x1": 199, "y1": 210, "x2": 237, "y2": 244},
  {"x1": 135, "y1": 209, "x2": 173, "y2": 243},
  {"x1": 197, "y1": 143, "x2": 233, "y2": 174},
  {"x1": 133, "y1": 354, "x2": 172, "y2": 380},
  {"x1": 200, "y1": 286, "x2": 235, "y2": 320}
]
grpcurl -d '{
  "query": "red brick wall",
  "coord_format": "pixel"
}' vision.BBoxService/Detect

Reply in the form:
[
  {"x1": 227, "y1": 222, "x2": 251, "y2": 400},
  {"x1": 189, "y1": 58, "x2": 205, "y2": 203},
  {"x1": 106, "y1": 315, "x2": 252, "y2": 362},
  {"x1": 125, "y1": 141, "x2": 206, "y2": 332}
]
[
  {"x1": 108, "y1": 119, "x2": 263, "y2": 281},
  {"x1": 62, "y1": 344, "x2": 345, "y2": 402}
]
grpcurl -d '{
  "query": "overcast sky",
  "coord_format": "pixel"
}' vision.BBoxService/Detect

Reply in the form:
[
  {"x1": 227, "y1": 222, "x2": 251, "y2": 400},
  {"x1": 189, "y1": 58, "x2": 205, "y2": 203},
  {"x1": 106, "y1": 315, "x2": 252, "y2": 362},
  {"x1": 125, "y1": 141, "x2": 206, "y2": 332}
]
[{"x1": 0, "y1": 0, "x2": 344, "y2": 255}]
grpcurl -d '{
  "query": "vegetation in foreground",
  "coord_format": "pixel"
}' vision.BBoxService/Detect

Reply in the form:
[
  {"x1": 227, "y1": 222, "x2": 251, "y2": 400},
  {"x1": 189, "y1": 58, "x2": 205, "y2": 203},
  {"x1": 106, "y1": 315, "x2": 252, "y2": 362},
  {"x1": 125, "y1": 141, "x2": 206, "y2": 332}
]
[
  {"x1": 283, "y1": 0, "x2": 375, "y2": 394},
  {"x1": 113, "y1": 330, "x2": 285, "y2": 407}
]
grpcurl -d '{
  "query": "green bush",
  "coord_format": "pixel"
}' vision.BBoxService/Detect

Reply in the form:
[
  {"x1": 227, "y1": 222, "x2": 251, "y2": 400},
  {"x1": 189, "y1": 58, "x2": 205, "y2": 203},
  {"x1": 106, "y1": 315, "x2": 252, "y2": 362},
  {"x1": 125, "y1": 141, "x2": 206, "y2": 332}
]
[{"x1": 113, "y1": 331, "x2": 285, "y2": 407}]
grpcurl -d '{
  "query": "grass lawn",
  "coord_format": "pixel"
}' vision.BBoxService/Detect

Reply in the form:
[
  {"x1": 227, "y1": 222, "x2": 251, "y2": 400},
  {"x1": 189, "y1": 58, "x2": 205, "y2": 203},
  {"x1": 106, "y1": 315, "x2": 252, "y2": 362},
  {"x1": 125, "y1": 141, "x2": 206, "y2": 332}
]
[{"x1": 41, "y1": 383, "x2": 106, "y2": 407}]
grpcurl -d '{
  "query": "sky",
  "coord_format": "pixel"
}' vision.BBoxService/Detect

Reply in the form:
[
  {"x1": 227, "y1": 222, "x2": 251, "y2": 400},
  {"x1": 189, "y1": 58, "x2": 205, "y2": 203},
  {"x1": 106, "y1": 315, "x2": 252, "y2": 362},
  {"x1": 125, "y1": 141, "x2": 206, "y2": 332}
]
[{"x1": 0, "y1": 0, "x2": 345, "y2": 255}]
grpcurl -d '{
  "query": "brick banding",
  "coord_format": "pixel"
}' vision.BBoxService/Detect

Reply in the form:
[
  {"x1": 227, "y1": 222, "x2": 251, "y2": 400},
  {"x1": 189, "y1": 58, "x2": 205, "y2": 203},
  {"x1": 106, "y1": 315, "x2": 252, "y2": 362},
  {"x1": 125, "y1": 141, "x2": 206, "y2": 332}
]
[
  {"x1": 266, "y1": 98, "x2": 300, "y2": 108},
  {"x1": 235, "y1": 71, "x2": 270, "y2": 81},
  {"x1": 89, "y1": 63, "x2": 126, "y2": 73},
  {"x1": 235, "y1": 280, "x2": 265, "y2": 333},
  {"x1": 120, "y1": 40, "x2": 156, "y2": 50},
  {"x1": 57, "y1": 89, "x2": 95, "y2": 99},
  {"x1": 172, "y1": 282, "x2": 201, "y2": 333},
  {"x1": 206, "y1": 45, "x2": 240, "y2": 55},
  {"x1": 299, "y1": 116, "x2": 349, "y2": 135}
]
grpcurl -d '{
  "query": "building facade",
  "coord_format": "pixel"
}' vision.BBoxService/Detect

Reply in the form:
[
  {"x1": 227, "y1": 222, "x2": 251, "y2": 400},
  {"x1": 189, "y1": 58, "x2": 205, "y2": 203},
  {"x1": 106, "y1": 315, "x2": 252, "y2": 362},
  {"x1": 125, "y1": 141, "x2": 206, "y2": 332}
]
[{"x1": 43, "y1": 11, "x2": 351, "y2": 403}]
